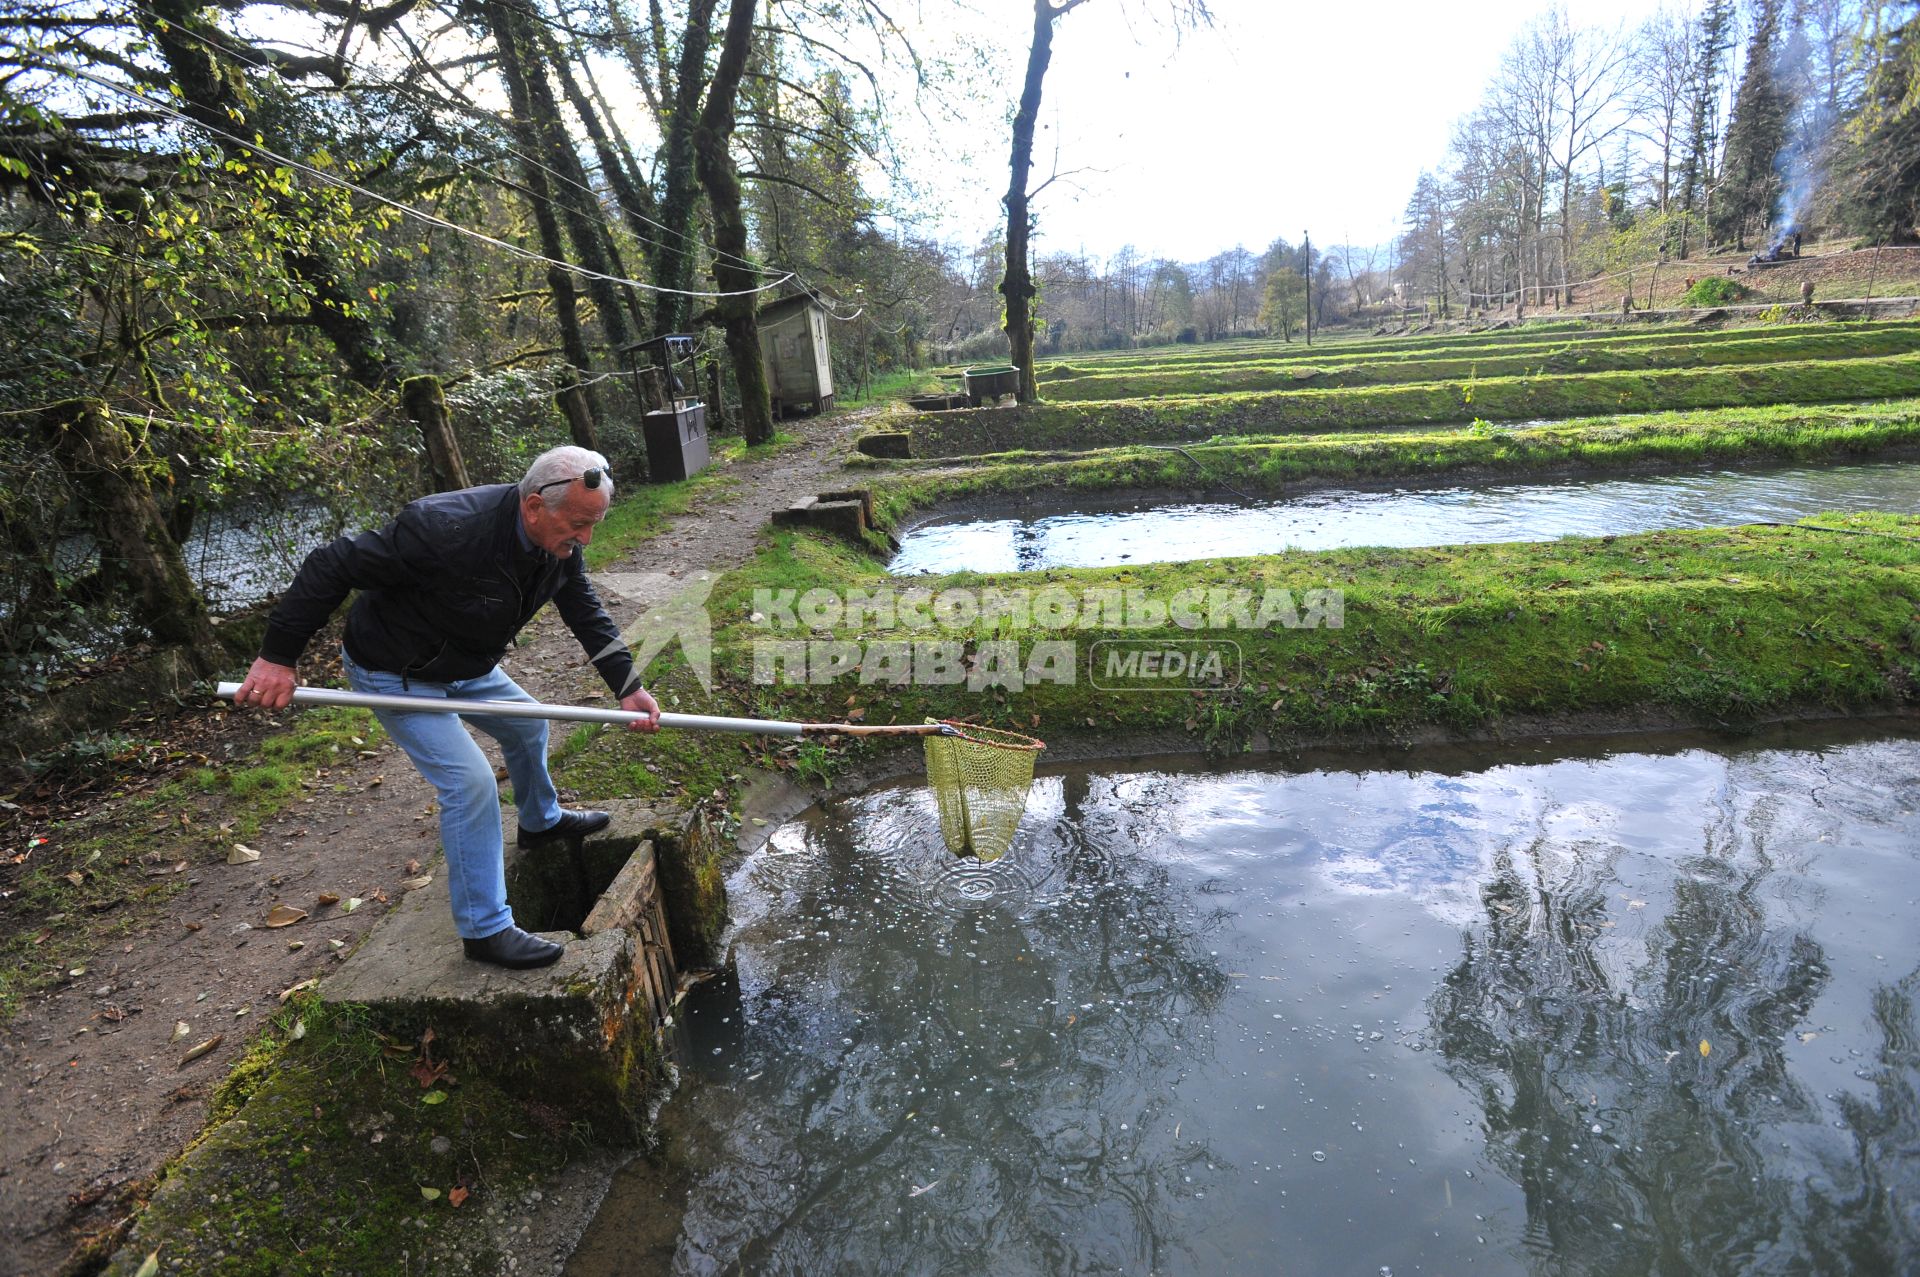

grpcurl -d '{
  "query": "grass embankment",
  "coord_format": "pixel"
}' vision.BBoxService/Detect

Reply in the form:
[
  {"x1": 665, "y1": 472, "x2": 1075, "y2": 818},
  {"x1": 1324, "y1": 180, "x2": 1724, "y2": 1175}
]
[
  {"x1": 1041, "y1": 326, "x2": 1920, "y2": 401},
  {"x1": 0, "y1": 706, "x2": 380, "y2": 1025},
  {"x1": 1022, "y1": 320, "x2": 1602, "y2": 372},
  {"x1": 862, "y1": 399, "x2": 1920, "y2": 520},
  {"x1": 103, "y1": 994, "x2": 586, "y2": 1276},
  {"x1": 907, "y1": 351, "x2": 1920, "y2": 457},
  {"x1": 1030, "y1": 317, "x2": 1916, "y2": 382},
  {"x1": 553, "y1": 513, "x2": 1920, "y2": 799}
]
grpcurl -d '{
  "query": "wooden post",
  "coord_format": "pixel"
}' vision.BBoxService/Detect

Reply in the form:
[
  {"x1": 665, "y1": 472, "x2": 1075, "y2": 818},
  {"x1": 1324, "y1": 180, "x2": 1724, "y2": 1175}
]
[
  {"x1": 634, "y1": 366, "x2": 670, "y2": 414},
  {"x1": 706, "y1": 361, "x2": 730, "y2": 432},
  {"x1": 554, "y1": 381, "x2": 599, "y2": 451},
  {"x1": 40, "y1": 399, "x2": 215, "y2": 654},
  {"x1": 399, "y1": 376, "x2": 472, "y2": 492}
]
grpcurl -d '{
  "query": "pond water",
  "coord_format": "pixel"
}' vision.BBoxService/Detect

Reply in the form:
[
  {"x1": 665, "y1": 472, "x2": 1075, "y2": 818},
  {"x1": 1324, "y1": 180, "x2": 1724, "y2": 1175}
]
[
  {"x1": 887, "y1": 460, "x2": 1920, "y2": 574},
  {"x1": 572, "y1": 723, "x2": 1920, "y2": 1276}
]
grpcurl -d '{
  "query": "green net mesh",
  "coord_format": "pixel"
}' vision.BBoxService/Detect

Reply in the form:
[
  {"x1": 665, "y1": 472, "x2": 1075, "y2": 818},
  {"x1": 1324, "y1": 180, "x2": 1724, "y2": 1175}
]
[{"x1": 922, "y1": 721, "x2": 1046, "y2": 862}]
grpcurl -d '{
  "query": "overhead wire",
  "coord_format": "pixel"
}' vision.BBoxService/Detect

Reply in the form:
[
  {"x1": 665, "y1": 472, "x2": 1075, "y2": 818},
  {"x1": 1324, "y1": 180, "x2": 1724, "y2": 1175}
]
[
  {"x1": 109, "y1": 0, "x2": 788, "y2": 282},
  {"x1": 44, "y1": 6, "x2": 920, "y2": 325},
  {"x1": 56, "y1": 60, "x2": 794, "y2": 298}
]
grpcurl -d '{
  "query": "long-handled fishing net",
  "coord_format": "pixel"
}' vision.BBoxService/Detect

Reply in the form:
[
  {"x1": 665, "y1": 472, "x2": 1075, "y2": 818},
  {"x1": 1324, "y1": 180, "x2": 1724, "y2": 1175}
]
[
  {"x1": 922, "y1": 721, "x2": 1046, "y2": 862},
  {"x1": 215, "y1": 684, "x2": 1046, "y2": 860}
]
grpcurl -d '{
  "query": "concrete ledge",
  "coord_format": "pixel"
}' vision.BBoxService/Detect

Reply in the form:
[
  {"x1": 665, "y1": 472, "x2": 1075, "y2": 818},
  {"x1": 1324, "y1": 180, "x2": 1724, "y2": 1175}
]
[
  {"x1": 857, "y1": 431, "x2": 913, "y2": 458},
  {"x1": 770, "y1": 488, "x2": 878, "y2": 543},
  {"x1": 315, "y1": 802, "x2": 693, "y2": 1134}
]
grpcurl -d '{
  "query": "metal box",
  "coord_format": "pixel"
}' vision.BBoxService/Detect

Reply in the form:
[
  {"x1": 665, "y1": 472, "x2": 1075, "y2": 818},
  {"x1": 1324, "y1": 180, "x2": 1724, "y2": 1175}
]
[{"x1": 642, "y1": 402, "x2": 709, "y2": 483}]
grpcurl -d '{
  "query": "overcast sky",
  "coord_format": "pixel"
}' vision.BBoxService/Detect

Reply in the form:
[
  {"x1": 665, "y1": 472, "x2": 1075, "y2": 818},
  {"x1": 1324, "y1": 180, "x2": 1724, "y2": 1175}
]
[{"x1": 888, "y1": 0, "x2": 1676, "y2": 263}]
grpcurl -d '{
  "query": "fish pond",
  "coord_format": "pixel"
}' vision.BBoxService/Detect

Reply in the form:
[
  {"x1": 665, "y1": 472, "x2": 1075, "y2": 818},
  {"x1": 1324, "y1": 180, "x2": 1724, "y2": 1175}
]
[
  {"x1": 887, "y1": 459, "x2": 1920, "y2": 574},
  {"x1": 571, "y1": 722, "x2": 1920, "y2": 1275}
]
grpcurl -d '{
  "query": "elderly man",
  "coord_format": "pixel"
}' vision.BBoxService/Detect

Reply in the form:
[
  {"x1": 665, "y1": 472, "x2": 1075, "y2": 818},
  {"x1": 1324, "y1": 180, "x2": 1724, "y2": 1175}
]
[{"x1": 232, "y1": 446, "x2": 661, "y2": 969}]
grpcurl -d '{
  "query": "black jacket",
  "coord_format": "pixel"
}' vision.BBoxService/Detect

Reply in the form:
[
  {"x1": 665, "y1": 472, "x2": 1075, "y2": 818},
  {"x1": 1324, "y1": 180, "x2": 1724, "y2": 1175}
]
[{"x1": 260, "y1": 483, "x2": 637, "y2": 695}]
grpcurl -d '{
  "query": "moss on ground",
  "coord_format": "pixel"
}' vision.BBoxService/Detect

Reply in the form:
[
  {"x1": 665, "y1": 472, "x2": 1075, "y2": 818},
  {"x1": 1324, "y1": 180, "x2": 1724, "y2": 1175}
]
[
  {"x1": 906, "y1": 352, "x2": 1920, "y2": 456},
  {"x1": 104, "y1": 996, "x2": 597, "y2": 1277}
]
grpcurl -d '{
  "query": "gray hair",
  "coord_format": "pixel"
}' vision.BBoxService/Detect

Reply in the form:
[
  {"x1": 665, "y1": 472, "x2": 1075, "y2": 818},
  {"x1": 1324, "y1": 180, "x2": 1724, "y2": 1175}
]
[{"x1": 519, "y1": 444, "x2": 614, "y2": 501}]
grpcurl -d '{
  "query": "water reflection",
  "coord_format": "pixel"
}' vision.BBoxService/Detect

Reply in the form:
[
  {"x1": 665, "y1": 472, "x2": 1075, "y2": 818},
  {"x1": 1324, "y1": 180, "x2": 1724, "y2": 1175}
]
[
  {"x1": 888, "y1": 460, "x2": 1920, "y2": 574},
  {"x1": 1431, "y1": 741, "x2": 1920, "y2": 1274},
  {"x1": 574, "y1": 726, "x2": 1920, "y2": 1276}
]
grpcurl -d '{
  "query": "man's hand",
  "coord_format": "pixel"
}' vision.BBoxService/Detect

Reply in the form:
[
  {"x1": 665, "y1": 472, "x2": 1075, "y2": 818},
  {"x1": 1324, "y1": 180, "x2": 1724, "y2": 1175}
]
[
  {"x1": 621, "y1": 687, "x2": 662, "y2": 733},
  {"x1": 233, "y1": 658, "x2": 297, "y2": 709}
]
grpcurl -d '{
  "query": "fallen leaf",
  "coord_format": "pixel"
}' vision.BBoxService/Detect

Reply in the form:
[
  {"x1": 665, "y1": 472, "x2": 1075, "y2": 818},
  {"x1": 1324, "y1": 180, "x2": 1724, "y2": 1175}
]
[
  {"x1": 264, "y1": 905, "x2": 308, "y2": 928},
  {"x1": 419, "y1": 1186, "x2": 441, "y2": 1201},
  {"x1": 1699, "y1": 1039, "x2": 1712, "y2": 1058},
  {"x1": 228, "y1": 844, "x2": 261, "y2": 864},
  {"x1": 279, "y1": 978, "x2": 319, "y2": 1003},
  {"x1": 448, "y1": 1186, "x2": 469, "y2": 1208},
  {"x1": 179, "y1": 1035, "x2": 223, "y2": 1067},
  {"x1": 183, "y1": 921, "x2": 203, "y2": 932},
  {"x1": 286, "y1": 940, "x2": 305, "y2": 952},
  {"x1": 290, "y1": 1019, "x2": 307, "y2": 1041},
  {"x1": 133, "y1": 1251, "x2": 160, "y2": 1277},
  {"x1": 341, "y1": 897, "x2": 362, "y2": 913},
  {"x1": 1797, "y1": 1031, "x2": 1819, "y2": 1043},
  {"x1": 421, "y1": 1089, "x2": 449, "y2": 1105},
  {"x1": 405, "y1": 859, "x2": 421, "y2": 876},
  {"x1": 401, "y1": 875, "x2": 433, "y2": 891},
  {"x1": 316, "y1": 892, "x2": 340, "y2": 907},
  {"x1": 64, "y1": 871, "x2": 84, "y2": 888},
  {"x1": 908, "y1": 1180, "x2": 939, "y2": 1197},
  {"x1": 172, "y1": 1021, "x2": 190, "y2": 1042}
]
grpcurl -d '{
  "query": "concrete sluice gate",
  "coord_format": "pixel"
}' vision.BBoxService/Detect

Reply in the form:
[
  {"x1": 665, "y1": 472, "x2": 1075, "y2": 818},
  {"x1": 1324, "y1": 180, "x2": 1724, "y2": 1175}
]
[
  {"x1": 318, "y1": 800, "x2": 714, "y2": 1134},
  {"x1": 573, "y1": 721, "x2": 1920, "y2": 1275},
  {"x1": 888, "y1": 459, "x2": 1920, "y2": 574}
]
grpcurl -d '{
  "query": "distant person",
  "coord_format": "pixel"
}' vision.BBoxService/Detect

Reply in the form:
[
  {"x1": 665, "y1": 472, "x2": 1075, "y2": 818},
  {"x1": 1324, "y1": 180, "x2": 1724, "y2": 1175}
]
[
  {"x1": 1793, "y1": 231, "x2": 1803, "y2": 258},
  {"x1": 230, "y1": 446, "x2": 662, "y2": 969}
]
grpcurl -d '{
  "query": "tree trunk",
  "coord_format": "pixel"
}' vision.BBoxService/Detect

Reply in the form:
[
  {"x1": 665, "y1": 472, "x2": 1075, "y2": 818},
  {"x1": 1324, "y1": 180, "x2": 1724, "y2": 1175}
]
[
  {"x1": 482, "y1": 0, "x2": 606, "y2": 436},
  {"x1": 41, "y1": 400, "x2": 216, "y2": 655},
  {"x1": 553, "y1": 381, "x2": 600, "y2": 451},
  {"x1": 400, "y1": 376, "x2": 474, "y2": 491},
  {"x1": 543, "y1": 32, "x2": 658, "y2": 337},
  {"x1": 1003, "y1": 0, "x2": 1080, "y2": 404},
  {"x1": 693, "y1": 0, "x2": 774, "y2": 445},
  {"x1": 510, "y1": 15, "x2": 636, "y2": 355},
  {"x1": 617, "y1": 0, "x2": 720, "y2": 335}
]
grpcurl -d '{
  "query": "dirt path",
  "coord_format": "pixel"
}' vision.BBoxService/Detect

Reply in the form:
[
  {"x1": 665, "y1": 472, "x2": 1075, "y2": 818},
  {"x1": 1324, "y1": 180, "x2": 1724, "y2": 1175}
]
[{"x1": 0, "y1": 411, "x2": 869, "y2": 1276}]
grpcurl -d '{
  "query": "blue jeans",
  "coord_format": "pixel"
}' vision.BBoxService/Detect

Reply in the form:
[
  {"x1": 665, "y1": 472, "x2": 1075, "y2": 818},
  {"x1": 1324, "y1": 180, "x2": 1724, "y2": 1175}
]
[{"x1": 342, "y1": 650, "x2": 564, "y2": 940}]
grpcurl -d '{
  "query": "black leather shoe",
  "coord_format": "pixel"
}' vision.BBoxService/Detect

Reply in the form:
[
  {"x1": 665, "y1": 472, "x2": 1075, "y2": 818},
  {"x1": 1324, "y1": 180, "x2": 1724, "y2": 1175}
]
[
  {"x1": 516, "y1": 808, "x2": 611, "y2": 848},
  {"x1": 462, "y1": 925, "x2": 564, "y2": 969}
]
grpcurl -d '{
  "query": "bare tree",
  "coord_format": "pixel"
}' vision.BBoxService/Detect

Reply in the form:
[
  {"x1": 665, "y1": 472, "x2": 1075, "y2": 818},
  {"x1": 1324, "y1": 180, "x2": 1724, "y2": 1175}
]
[
  {"x1": 1628, "y1": 6, "x2": 1697, "y2": 214},
  {"x1": 999, "y1": 0, "x2": 1210, "y2": 401}
]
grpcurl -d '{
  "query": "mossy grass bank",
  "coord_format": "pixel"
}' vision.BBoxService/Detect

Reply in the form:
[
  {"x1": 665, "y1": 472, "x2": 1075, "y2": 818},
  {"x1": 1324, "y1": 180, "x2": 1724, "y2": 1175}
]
[
  {"x1": 905, "y1": 352, "x2": 1920, "y2": 457},
  {"x1": 557, "y1": 513, "x2": 1920, "y2": 800},
  {"x1": 861, "y1": 399, "x2": 1920, "y2": 520},
  {"x1": 1041, "y1": 325, "x2": 1920, "y2": 401},
  {"x1": 1036, "y1": 317, "x2": 1920, "y2": 381},
  {"x1": 102, "y1": 995, "x2": 599, "y2": 1277}
]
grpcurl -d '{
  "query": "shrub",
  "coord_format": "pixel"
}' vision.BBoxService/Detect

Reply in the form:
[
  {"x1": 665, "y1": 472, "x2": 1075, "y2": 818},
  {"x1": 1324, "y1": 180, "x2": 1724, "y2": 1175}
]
[{"x1": 1682, "y1": 276, "x2": 1750, "y2": 307}]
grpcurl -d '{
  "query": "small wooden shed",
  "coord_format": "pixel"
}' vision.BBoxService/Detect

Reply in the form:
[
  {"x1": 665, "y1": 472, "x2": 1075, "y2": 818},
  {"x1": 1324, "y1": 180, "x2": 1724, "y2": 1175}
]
[{"x1": 757, "y1": 294, "x2": 835, "y2": 417}]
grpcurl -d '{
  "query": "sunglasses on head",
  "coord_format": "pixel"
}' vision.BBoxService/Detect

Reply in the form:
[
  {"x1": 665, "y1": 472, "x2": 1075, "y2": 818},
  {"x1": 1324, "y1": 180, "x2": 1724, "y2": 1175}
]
[{"x1": 533, "y1": 466, "x2": 609, "y2": 499}]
